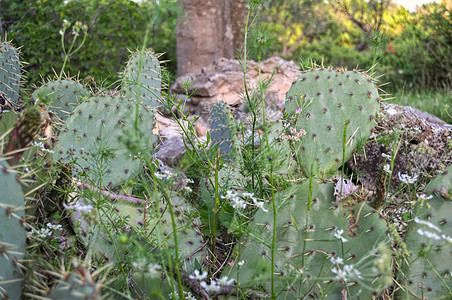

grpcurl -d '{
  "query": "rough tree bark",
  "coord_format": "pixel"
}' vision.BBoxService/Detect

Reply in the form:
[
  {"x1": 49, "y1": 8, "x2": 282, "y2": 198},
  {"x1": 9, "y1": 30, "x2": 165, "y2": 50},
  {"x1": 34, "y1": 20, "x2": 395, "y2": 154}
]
[{"x1": 176, "y1": 0, "x2": 246, "y2": 76}]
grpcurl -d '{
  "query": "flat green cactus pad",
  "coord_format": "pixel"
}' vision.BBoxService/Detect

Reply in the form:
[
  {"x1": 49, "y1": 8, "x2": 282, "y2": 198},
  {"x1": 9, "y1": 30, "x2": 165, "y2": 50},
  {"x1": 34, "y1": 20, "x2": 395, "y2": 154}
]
[
  {"x1": 0, "y1": 159, "x2": 26, "y2": 299},
  {"x1": 55, "y1": 95, "x2": 157, "y2": 188},
  {"x1": 285, "y1": 68, "x2": 380, "y2": 177},
  {"x1": 0, "y1": 42, "x2": 21, "y2": 106}
]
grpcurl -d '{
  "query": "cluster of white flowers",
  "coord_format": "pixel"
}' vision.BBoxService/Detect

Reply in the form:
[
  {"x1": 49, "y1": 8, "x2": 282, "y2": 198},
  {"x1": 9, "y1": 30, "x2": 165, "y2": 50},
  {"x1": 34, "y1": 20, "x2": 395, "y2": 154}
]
[
  {"x1": 63, "y1": 202, "x2": 93, "y2": 215},
  {"x1": 184, "y1": 178, "x2": 194, "y2": 193},
  {"x1": 31, "y1": 141, "x2": 55, "y2": 154},
  {"x1": 415, "y1": 217, "x2": 452, "y2": 244},
  {"x1": 398, "y1": 172, "x2": 418, "y2": 184},
  {"x1": 189, "y1": 270, "x2": 234, "y2": 294},
  {"x1": 280, "y1": 127, "x2": 306, "y2": 142},
  {"x1": 154, "y1": 169, "x2": 174, "y2": 180},
  {"x1": 168, "y1": 291, "x2": 197, "y2": 300},
  {"x1": 392, "y1": 206, "x2": 411, "y2": 231},
  {"x1": 221, "y1": 191, "x2": 268, "y2": 212},
  {"x1": 31, "y1": 222, "x2": 62, "y2": 238},
  {"x1": 333, "y1": 229, "x2": 348, "y2": 243},
  {"x1": 330, "y1": 256, "x2": 362, "y2": 282}
]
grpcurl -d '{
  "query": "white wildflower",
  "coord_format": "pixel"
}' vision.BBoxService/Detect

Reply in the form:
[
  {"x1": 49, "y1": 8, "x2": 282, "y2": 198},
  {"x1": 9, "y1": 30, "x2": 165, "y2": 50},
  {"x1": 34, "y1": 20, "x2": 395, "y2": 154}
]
[
  {"x1": 417, "y1": 194, "x2": 433, "y2": 201},
  {"x1": 221, "y1": 190, "x2": 238, "y2": 201},
  {"x1": 189, "y1": 269, "x2": 208, "y2": 281},
  {"x1": 184, "y1": 186, "x2": 193, "y2": 193},
  {"x1": 200, "y1": 280, "x2": 221, "y2": 293},
  {"x1": 217, "y1": 276, "x2": 234, "y2": 286},
  {"x1": 383, "y1": 164, "x2": 392, "y2": 174},
  {"x1": 254, "y1": 201, "x2": 268, "y2": 212},
  {"x1": 382, "y1": 153, "x2": 391, "y2": 159},
  {"x1": 147, "y1": 263, "x2": 162, "y2": 278},
  {"x1": 232, "y1": 199, "x2": 247, "y2": 210},
  {"x1": 330, "y1": 256, "x2": 344, "y2": 265},
  {"x1": 334, "y1": 229, "x2": 348, "y2": 243},
  {"x1": 238, "y1": 260, "x2": 246, "y2": 267},
  {"x1": 398, "y1": 172, "x2": 418, "y2": 184}
]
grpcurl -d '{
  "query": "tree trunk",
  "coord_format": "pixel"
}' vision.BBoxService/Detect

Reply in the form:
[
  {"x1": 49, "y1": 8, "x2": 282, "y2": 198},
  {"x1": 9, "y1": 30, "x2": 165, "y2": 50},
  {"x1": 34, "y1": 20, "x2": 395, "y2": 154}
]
[{"x1": 176, "y1": 0, "x2": 246, "y2": 76}]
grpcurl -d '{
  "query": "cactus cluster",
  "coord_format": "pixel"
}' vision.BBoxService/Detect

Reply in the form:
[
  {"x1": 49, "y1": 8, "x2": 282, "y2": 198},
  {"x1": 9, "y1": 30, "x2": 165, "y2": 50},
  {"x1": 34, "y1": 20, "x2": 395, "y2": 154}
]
[
  {"x1": 0, "y1": 41, "x2": 21, "y2": 108},
  {"x1": 397, "y1": 165, "x2": 452, "y2": 299},
  {"x1": 224, "y1": 181, "x2": 392, "y2": 299},
  {"x1": 0, "y1": 159, "x2": 26, "y2": 300},
  {"x1": 285, "y1": 68, "x2": 380, "y2": 177}
]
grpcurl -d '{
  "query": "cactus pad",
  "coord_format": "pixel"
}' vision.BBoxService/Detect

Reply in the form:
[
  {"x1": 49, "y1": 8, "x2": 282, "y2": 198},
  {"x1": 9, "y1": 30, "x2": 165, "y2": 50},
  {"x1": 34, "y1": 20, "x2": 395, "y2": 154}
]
[
  {"x1": 122, "y1": 50, "x2": 161, "y2": 108},
  {"x1": 209, "y1": 101, "x2": 237, "y2": 160},
  {"x1": 0, "y1": 41, "x2": 21, "y2": 107},
  {"x1": 398, "y1": 165, "x2": 452, "y2": 299},
  {"x1": 285, "y1": 68, "x2": 380, "y2": 177},
  {"x1": 0, "y1": 159, "x2": 26, "y2": 299},
  {"x1": 224, "y1": 180, "x2": 392, "y2": 299},
  {"x1": 32, "y1": 79, "x2": 90, "y2": 122},
  {"x1": 55, "y1": 95, "x2": 157, "y2": 188}
]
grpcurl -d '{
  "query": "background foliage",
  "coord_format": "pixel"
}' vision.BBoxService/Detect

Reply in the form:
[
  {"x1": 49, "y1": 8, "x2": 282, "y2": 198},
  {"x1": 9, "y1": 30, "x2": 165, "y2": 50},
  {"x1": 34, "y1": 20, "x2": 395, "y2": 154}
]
[{"x1": 0, "y1": 0, "x2": 450, "y2": 93}]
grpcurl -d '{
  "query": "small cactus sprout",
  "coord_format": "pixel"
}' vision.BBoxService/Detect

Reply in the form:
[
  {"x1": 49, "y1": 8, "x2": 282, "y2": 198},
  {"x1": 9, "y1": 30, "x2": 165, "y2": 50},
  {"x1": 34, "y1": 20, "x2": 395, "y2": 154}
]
[
  {"x1": 285, "y1": 69, "x2": 380, "y2": 177},
  {"x1": 121, "y1": 50, "x2": 161, "y2": 109},
  {"x1": 0, "y1": 159, "x2": 26, "y2": 299},
  {"x1": 397, "y1": 165, "x2": 452, "y2": 299},
  {"x1": 209, "y1": 101, "x2": 237, "y2": 160}
]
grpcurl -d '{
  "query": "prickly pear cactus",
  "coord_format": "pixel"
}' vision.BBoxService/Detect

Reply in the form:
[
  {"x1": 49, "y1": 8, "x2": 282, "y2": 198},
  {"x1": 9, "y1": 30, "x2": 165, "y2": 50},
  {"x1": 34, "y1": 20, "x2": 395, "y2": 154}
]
[
  {"x1": 47, "y1": 266, "x2": 103, "y2": 300},
  {"x1": 55, "y1": 95, "x2": 157, "y2": 188},
  {"x1": 209, "y1": 101, "x2": 237, "y2": 160},
  {"x1": 0, "y1": 41, "x2": 21, "y2": 107},
  {"x1": 224, "y1": 180, "x2": 392, "y2": 299},
  {"x1": 32, "y1": 79, "x2": 90, "y2": 122},
  {"x1": 397, "y1": 165, "x2": 452, "y2": 299},
  {"x1": 285, "y1": 68, "x2": 380, "y2": 177},
  {"x1": 0, "y1": 159, "x2": 26, "y2": 300},
  {"x1": 121, "y1": 50, "x2": 161, "y2": 108}
]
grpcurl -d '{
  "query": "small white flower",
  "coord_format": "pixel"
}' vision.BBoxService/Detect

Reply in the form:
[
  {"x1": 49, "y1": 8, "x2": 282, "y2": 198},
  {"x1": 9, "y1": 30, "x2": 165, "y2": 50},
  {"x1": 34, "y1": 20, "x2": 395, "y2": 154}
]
[
  {"x1": 382, "y1": 153, "x2": 391, "y2": 159},
  {"x1": 398, "y1": 172, "x2": 418, "y2": 184},
  {"x1": 254, "y1": 201, "x2": 268, "y2": 212},
  {"x1": 189, "y1": 269, "x2": 208, "y2": 281},
  {"x1": 221, "y1": 190, "x2": 238, "y2": 200},
  {"x1": 200, "y1": 280, "x2": 221, "y2": 292},
  {"x1": 186, "y1": 178, "x2": 194, "y2": 184},
  {"x1": 331, "y1": 267, "x2": 347, "y2": 281},
  {"x1": 238, "y1": 260, "x2": 246, "y2": 267},
  {"x1": 334, "y1": 229, "x2": 348, "y2": 243},
  {"x1": 417, "y1": 194, "x2": 433, "y2": 201},
  {"x1": 330, "y1": 256, "x2": 344, "y2": 265},
  {"x1": 232, "y1": 199, "x2": 247, "y2": 210},
  {"x1": 383, "y1": 164, "x2": 392, "y2": 174},
  {"x1": 217, "y1": 276, "x2": 234, "y2": 286},
  {"x1": 184, "y1": 186, "x2": 193, "y2": 193},
  {"x1": 147, "y1": 263, "x2": 162, "y2": 278}
]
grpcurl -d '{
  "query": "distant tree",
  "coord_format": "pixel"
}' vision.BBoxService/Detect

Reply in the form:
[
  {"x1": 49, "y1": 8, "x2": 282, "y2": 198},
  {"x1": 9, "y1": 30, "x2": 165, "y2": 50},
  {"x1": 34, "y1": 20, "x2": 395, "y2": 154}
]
[
  {"x1": 176, "y1": 0, "x2": 246, "y2": 76},
  {"x1": 329, "y1": 0, "x2": 394, "y2": 50}
]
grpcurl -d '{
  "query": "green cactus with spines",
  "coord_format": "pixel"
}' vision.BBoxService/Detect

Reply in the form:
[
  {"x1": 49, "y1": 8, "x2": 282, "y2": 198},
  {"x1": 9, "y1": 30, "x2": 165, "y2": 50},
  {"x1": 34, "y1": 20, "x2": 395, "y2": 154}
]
[
  {"x1": 54, "y1": 94, "x2": 157, "y2": 188},
  {"x1": 209, "y1": 101, "x2": 238, "y2": 161},
  {"x1": 47, "y1": 265, "x2": 103, "y2": 300},
  {"x1": 0, "y1": 159, "x2": 26, "y2": 300},
  {"x1": 32, "y1": 79, "x2": 90, "y2": 123},
  {"x1": 122, "y1": 50, "x2": 161, "y2": 109},
  {"x1": 0, "y1": 41, "x2": 21, "y2": 107},
  {"x1": 224, "y1": 180, "x2": 392, "y2": 299},
  {"x1": 285, "y1": 68, "x2": 380, "y2": 178},
  {"x1": 397, "y1": 165, "x2": 452, "y2": 299}
]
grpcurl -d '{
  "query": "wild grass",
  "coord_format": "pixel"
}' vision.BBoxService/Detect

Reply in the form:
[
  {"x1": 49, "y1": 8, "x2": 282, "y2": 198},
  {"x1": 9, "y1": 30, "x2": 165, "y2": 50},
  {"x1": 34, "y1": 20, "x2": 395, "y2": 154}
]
[{"x1": 390, "y1": 89, "x2": 452, "y2": 124}]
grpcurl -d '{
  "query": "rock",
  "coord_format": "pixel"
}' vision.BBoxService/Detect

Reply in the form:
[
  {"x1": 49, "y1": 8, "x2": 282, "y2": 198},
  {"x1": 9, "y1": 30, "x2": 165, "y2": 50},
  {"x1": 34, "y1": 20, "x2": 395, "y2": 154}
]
[
  {"x1": 346, "y1": 103, "x2": 452, "y2": 190},
  {"x1": 155, "y1": 135, "x2": 186, "y2": 167},
  {"x1": 170, "y1": 56, "x2": 301, "y2": 117}
]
